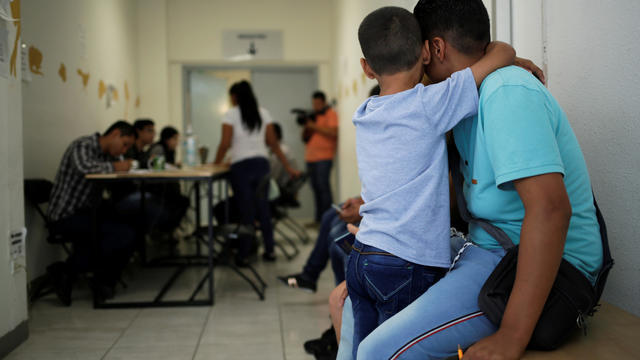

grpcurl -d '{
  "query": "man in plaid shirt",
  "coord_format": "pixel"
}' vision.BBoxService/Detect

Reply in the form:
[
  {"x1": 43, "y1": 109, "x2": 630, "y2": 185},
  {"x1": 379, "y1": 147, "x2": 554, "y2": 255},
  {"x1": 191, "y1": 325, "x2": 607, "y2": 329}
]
[{"x1": 47, "y1": 121, "x2": 136, "y2": 305}]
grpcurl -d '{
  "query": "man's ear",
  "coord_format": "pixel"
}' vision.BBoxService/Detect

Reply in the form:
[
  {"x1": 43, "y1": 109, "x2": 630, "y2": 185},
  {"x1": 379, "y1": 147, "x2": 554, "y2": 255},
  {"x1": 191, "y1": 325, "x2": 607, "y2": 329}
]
[
  {"x1": 421, "y1": 41, "x2": 431, "y2": 65},
  {"x1": 360, "y1": 58, "x2": 376, "y2": 79},
  {"x1": 431, "y1": 37, "x2": 446, "y2": 63}
]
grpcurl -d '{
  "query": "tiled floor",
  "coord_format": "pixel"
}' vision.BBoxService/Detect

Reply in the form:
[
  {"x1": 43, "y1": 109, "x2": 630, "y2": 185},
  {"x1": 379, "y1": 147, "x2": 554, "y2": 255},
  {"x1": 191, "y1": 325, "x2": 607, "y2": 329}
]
[{"x1": 8, "y1": 227, "x2": 335, "y2": 360}]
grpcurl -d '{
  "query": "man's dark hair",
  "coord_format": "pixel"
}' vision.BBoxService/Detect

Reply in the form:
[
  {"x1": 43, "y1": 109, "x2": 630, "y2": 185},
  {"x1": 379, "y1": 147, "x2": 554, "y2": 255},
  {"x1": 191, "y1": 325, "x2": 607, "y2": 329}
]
[
  {"x1": 272, "y1": 122, "x2": 283, "y2": 141},
  {"x1": 104, "y1": 120, "x2": 135, "y2": 137},
  {"x1": 312, "y1": 91, "x2": 326, "y2": 102},
  {"x1": 414, "y1": 0, "x2": 490, "y2": 55},
  {"x1": 133, "y1": 118, "x2": 154, "y2": 131},
  {"x1": 358, "y1": 7, "x2": 423, "y2": 75}
]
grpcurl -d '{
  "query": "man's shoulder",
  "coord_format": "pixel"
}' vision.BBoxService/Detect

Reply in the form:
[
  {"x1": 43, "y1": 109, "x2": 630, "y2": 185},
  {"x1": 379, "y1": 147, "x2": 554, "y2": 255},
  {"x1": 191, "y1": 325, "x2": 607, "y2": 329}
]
[{"x1": 479, "y1": 65, "x2": 546, "y2": 100}]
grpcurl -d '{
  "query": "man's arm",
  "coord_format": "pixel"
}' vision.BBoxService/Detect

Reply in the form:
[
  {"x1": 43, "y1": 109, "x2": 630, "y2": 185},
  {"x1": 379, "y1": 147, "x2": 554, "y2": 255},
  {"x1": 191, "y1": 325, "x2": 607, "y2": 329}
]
[
  {"x1": 470, "y1": 41, "x2": 516, "y2": 87},
  {"x1": 306, "y1": 121, "x2": 338, "y2": 138},
  {"x1": 465, "y1": 173, "x2": 571, "y2": 360},
  {"x1": 72, "y1": 141, "x2": 114, "y2": 174},
  {"x1": 214, "y1": 124, "x2": 233, "y2": 164}
]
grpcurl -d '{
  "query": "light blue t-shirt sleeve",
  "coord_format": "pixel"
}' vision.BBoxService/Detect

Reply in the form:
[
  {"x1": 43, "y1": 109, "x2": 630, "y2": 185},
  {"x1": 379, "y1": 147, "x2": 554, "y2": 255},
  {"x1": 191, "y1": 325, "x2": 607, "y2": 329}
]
[
  {"x1": 482, "y1": 86, "x2": 565, "y2": 188},
  {"x1": 420, "y1": 67, "x2": 479, "y2": 134}
]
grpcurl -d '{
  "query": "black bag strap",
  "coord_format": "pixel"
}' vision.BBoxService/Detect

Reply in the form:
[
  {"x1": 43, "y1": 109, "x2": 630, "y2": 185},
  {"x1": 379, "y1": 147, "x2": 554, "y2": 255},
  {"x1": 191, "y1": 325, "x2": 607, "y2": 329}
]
[{"x1": 447, "y1": 141, "x2": 515, "y2": 250}]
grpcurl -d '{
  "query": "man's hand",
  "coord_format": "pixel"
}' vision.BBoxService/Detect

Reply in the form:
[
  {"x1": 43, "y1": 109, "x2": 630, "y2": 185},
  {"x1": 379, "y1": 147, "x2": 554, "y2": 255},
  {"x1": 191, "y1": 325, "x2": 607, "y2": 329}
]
[
  {"x1": 113, "y1": 160, "x2": 132, "y2": 172},
  {"x1": 347, "y1": 223, "x2": 359, "y2": 235},
  {"x1": 463, "y1": 330, "x2": 525, "y2": 360},
  {"x1": 286, "y1": 166, "x2": 301, "y2": 178},
  {"x1": 338, "y1": 197, "x2": 364, "y2": 223},
  {"x1": 514, "y1": 57, "x2": 546, "y2": 85}
]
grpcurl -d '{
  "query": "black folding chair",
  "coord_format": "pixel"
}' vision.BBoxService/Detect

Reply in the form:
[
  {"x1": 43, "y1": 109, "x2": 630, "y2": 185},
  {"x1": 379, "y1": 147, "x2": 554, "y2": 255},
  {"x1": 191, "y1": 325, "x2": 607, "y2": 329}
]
[
  {"x1": 24, "y1": 179, "x2": 74, "y2": 303},
  {"x1": 271, "y1": 173, "x2": 311, "y2": 245}
]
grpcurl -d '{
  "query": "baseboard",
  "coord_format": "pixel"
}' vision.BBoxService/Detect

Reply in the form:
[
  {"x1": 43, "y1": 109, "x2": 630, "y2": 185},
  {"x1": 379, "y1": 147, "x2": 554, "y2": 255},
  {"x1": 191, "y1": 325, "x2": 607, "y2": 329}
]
[{"x1": 0, "y1": 320, "x2": 29, "y2": 358}]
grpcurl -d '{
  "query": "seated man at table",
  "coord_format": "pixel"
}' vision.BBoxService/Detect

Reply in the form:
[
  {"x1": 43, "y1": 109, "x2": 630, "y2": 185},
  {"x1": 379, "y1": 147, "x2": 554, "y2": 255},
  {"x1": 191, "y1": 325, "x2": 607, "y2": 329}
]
[
  {"x1": 46, "y1": 120, "x2": 137, "y2": 305},
  {"x1": 126, "y1": 118, "x2": 155, "y2": 167}
]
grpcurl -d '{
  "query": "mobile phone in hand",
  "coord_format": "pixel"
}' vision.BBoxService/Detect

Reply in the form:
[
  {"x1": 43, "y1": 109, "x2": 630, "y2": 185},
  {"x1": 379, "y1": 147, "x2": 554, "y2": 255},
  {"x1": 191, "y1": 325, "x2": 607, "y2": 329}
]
[{"x1": 331, "y1": 203, "x2": 343, "y2": 213}]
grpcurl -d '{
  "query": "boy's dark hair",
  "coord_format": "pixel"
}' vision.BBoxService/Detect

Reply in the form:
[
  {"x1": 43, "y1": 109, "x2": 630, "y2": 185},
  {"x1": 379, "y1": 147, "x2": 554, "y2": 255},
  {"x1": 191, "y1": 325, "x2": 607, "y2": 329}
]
[
  {"x1": 272, "y1": 123, "x2": 283, "y2": 141},
  {"x1": 369, "y1": 85, "x2": 381, "y2": 96},
  {"x1": 413, "y1": 0, "x2": 490, "y2": 55},
  {"x1": 133, "y1": 118, "x2": 154, "y2": 131},
  {"x1": 312, "y1": 91, "x2": 326, "y2": 102},
  {"x1": 358, "y1": 7, "x2": 423, "y2": 76},
  {"x1": 104, "y1": 120, "x2": 134, "y2": 137}
]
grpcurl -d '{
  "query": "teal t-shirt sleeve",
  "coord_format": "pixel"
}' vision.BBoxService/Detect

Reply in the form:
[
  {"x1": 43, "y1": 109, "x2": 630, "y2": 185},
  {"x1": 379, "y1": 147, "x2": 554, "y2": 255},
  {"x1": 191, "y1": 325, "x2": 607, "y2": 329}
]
[
  {"x1": 482, "y1": 86, "x2": 565, "y2": 188},
  {"x1": 420, "y1": 67, "x2": 479, "y2": 134}
]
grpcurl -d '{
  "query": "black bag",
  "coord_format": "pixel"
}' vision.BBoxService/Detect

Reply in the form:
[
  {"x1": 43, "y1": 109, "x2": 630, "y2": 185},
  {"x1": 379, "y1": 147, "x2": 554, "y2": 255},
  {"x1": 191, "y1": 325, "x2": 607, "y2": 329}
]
[{"x1": 448, "y1": 142, "x2": 614, "y2": 350}]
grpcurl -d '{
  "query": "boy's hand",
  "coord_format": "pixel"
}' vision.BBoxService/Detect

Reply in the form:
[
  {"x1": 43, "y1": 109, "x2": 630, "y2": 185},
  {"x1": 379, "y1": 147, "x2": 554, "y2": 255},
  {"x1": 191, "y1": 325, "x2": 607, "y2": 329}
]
[
  {"x1": 514, "y1": 57, "x2": 546, "y2": 85},
  {"x1": 471, "y1": 41, "x2": 516, "y2": 87},
  {"x1": 347, "y1": 223, "x2": 360, "y2": 235}
]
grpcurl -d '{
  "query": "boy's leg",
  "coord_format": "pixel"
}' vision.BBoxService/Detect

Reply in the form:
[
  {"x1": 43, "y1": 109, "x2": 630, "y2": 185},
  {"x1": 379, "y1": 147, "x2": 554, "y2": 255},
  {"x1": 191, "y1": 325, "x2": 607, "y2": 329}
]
[
  {"x1": 356, "y1": 239, "x2": 504, "y2": 360},
  {"x1": 346, "y1": 245, "x2": 379, "y2": 359}
]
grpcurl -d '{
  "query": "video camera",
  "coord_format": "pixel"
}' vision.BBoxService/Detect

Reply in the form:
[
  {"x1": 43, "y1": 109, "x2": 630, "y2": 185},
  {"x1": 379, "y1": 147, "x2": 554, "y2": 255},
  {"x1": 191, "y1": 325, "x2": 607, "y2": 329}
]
[{"x1": 291, "y1": 108, "x2": 318, "y2": 126}]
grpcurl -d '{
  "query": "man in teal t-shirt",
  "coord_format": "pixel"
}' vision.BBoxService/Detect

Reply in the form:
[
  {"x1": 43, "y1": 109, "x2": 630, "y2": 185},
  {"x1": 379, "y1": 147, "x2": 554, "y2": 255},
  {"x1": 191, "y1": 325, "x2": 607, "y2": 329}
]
[{"x1": 453, "y1": 65, "x2": 603, "y2": 284}]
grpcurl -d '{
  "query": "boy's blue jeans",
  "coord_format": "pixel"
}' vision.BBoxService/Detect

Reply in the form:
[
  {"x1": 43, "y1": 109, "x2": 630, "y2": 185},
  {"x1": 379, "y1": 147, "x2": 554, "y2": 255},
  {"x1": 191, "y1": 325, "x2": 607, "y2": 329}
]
[{"x1": 346, "y1": 239, "x2": 447, "y2": 359}]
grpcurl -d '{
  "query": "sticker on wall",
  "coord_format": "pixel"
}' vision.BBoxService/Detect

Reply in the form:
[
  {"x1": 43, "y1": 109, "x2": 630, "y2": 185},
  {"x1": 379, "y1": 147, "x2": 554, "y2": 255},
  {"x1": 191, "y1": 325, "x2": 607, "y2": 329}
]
[
  {"x1": 77, "y1": 68, "x2": 89, "y2": 89},
  {"x1": 352, "y1": 79, "x2": 358, "y2": 96},
  {"x1": 8, "y1": 0, "x2": 20, "y2": 78},
  {"x1": 58, "y1": 62, "x2": 66, "y2": 82},
  {"x1": 124, "y1": 81, "x2": 130, "y2": 101},
  {"x1": 123, "y1": 81, "x2": 130, "y2": 119},
  {"x1": 98, "y1": 79, "x2": 106, "y2": 99},
  {"x1": 135, "y1": 95, "x2": 140, "y2": 108},
  {"x1": 28, "y1": 45, "x2": 43, "y2": 75},
  {"x1": 105, "y1": 84, "x2": 118, "y2": 108}
]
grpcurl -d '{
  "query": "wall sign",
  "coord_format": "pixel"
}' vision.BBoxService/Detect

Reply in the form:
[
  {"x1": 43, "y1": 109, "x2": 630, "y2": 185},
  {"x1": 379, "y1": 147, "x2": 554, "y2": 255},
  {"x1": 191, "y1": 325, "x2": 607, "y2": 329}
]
[{"x1": 222, "y1": 30, "x2": 282, "y2": 61}]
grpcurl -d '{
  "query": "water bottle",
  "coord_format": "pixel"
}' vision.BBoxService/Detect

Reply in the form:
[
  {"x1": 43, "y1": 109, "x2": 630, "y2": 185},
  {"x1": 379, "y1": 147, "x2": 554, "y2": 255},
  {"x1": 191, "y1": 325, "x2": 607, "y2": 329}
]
[{"x1": 184, "y1": 124, "x2": 197, "y2": 166}]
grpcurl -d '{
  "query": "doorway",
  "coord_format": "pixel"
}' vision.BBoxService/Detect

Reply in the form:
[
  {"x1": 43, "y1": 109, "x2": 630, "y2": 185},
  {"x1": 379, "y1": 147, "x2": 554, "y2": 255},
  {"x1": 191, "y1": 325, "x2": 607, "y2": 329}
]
[{"x1": 185, "y1": 66, "x2": 318, "y2": 220}]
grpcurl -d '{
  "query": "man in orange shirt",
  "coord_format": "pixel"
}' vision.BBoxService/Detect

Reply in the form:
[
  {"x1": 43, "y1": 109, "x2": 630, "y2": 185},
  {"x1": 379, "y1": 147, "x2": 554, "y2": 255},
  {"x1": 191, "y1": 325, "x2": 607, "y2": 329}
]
[{"x1": 304, "y1": 91, "x2": 338, "y2": 226}]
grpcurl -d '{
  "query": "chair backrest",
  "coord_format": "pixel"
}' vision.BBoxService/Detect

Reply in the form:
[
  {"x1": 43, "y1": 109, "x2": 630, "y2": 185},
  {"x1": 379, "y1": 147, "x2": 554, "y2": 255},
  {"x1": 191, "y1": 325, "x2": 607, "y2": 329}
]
[
  {"x1": 24, "y1": 179, "x2": 53, "y2": 225},
  {"x1": 277, "y1": 173, "x2": 308, "y2": 207}
]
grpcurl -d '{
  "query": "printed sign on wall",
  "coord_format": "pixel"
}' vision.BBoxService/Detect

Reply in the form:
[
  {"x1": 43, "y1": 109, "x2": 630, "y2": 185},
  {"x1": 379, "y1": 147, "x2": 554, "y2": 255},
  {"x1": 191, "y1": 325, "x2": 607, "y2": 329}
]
[{"x1": 222, "y1": 30, "x2": 283, "y2": 61}]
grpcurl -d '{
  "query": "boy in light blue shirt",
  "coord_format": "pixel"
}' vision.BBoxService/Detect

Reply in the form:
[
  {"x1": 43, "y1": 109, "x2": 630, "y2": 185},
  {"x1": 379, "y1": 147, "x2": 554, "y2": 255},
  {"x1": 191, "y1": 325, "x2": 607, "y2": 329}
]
[{"x1": 345, "y1": 7, "x2": 515, "y2": 357}]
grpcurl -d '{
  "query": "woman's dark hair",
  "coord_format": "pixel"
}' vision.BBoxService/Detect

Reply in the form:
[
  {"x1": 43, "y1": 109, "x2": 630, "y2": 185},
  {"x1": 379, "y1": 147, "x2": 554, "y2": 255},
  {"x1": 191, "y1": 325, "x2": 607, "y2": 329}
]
[
  {"x1": 229, "y1": 80, "x2": 262, "y2": 133},
  {"x1": 159, "y1": 126, "x2": 179, "y2": 164}
]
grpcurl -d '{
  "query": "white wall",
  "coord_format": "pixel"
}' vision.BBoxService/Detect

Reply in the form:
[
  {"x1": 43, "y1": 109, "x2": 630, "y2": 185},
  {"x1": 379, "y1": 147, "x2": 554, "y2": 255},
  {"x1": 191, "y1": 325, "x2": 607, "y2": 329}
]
[
  {"x1": 137, "y1": 0, "x2": 336, "y2": 135},
  {"x1": 541, "y1": 0, "x2": 640, "y2": 316},
  {"x1": 0, "y1": 6, "x2": 28, "y2": 343},
  {"x1": 21, "y1": 0, "x2": 140, "y2": 280}
]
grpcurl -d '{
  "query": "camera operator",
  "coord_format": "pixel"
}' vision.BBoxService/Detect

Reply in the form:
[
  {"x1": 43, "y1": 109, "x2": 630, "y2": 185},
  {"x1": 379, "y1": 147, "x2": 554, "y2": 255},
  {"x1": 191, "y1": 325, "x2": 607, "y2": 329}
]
[{"x1": 303, "y1": 91, "x2": 338, "y2": 227}]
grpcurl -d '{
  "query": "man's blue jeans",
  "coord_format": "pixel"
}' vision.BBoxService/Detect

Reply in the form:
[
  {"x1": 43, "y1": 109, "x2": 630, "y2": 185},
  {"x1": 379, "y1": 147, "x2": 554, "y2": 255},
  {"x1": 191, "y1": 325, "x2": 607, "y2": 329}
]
[
  {"x1": 302, "y1": 206, "x2": 351, "y2": 285},
  {"x1": 307, "y1": 160, "x2": 333, "y2": 222},
  {"x1": 338, "y1": 236, "x2": 505, "y2": 360},
  {"x1": 346, "y1": 240, "x2": 446, "y2": 359}
]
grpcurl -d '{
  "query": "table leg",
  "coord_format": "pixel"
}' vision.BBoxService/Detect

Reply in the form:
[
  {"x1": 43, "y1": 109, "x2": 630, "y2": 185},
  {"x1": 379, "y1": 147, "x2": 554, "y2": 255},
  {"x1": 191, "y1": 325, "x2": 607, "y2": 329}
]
[
  {"x1": 195, "y1": 181, "x2": 201, "y2": 257},
  {"x1": 207, "y1": 178, "x2": 215, "y2": 305}
]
